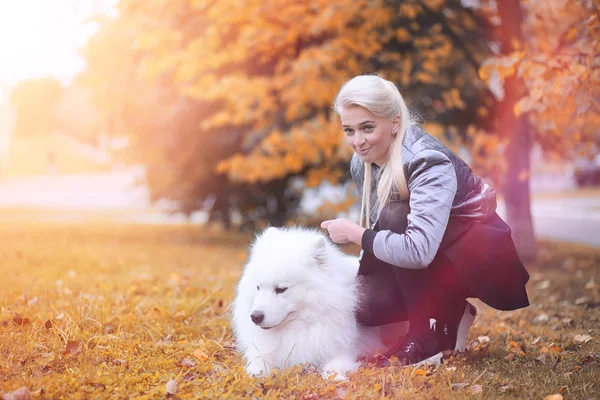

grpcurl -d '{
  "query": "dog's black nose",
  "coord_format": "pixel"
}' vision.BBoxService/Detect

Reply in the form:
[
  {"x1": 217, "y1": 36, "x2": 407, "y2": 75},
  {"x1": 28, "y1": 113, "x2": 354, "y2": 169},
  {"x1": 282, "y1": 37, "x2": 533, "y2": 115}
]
[{"x1": 250, "y1": 311, "x2": 264, "y2": 324}]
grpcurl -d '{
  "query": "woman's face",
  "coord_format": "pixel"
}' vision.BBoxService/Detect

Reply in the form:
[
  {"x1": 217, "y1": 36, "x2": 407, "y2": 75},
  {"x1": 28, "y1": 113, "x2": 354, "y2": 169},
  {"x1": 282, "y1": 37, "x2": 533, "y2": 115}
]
[{"x1": 340, "y1": 105, "x2": 399, "y2": 166}]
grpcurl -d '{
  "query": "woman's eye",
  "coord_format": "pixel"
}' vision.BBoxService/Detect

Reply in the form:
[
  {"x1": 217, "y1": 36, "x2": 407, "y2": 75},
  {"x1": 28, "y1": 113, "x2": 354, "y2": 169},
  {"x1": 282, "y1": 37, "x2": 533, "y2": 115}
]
[
  {"x1": 343, "y1": 129, "x2": 354, "y2": 136},
  {"x1": 274, "y1": 287, "x2": 288, "y2": 294},
  {"x1": 363, "y1": 125, "x2": 374, "y2": 132}
]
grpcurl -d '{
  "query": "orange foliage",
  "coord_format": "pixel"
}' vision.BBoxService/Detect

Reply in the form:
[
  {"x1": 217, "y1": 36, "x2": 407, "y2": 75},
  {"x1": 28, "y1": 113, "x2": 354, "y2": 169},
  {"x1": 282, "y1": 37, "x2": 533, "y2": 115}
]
[{"x1": 479, "y1": 0, "x2": 599, "y2": 160}]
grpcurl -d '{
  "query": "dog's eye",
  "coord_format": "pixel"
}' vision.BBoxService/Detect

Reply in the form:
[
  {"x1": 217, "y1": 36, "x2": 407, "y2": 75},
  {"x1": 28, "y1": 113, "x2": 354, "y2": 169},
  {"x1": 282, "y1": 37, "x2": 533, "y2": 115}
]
[
  {"x1": 274, "y1": 287, "x2": 288, "y2": 294},
  {"x1": 256, "y1": 285, "x2": 260, "y2": 291}
]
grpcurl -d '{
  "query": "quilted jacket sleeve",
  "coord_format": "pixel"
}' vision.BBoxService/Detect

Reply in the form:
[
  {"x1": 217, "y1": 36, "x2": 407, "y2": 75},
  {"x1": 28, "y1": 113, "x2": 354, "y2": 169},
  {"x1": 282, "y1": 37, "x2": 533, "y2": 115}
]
[{"x1": 364, "y1": 149, "x2": 458, "y2": 269}]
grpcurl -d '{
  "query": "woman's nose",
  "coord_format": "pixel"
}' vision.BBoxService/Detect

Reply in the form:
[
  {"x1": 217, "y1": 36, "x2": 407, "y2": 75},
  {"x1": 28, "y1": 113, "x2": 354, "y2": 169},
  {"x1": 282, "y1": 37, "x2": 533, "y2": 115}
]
[{"x1": 353, "y1": 132, "x2": 366, "y2": 147}]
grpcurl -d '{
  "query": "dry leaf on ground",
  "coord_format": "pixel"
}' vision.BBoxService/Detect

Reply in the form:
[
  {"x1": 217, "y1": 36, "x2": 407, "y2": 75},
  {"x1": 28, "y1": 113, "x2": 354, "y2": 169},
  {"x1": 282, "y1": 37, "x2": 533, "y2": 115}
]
[
  {"x1": 64, "y1": 341, "x2": 82, "y2": 356},
  {"x1": 165, "y1": 379, "x2": 178, "y2": 395},
  {"x1": 1, "y1": 387, "x2": 30, "y2": 400},
  {"x1": 574, "y1": 334, "x2": 593, "y2": 343},
  {"x1": 470, "y1": 385, "x2": 483, "y2": 395}
]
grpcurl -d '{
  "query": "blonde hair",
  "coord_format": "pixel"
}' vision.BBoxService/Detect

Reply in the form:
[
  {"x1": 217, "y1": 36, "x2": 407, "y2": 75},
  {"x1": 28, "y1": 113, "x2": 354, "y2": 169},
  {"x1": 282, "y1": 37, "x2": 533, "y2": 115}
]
[{"x1": 333, "y1": 75, "x2": 414, "y2": 228}]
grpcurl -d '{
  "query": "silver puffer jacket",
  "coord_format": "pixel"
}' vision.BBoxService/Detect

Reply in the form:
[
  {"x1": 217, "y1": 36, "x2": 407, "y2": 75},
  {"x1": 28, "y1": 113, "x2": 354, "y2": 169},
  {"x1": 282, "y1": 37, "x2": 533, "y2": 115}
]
[{"x1": 351, "y1": 124, "x2": 497, "y2": 269}]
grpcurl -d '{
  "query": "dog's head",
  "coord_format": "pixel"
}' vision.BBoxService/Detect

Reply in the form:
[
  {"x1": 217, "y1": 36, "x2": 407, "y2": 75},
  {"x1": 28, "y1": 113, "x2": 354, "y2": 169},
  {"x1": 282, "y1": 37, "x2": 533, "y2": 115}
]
[{"x1": 241, "y1": 227, "x2": 330, "y2": 330}]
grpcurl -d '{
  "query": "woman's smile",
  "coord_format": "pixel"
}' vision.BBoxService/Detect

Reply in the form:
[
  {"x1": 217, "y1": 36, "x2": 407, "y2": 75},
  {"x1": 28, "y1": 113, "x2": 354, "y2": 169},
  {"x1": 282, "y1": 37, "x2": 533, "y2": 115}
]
[{"x1": 341, "y1": 105, "x2": 398, "y2": 166}]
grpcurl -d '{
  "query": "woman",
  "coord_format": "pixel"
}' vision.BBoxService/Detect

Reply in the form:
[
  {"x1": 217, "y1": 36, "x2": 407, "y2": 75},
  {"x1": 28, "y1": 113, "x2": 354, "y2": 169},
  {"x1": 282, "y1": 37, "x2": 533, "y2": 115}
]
[{"x1": 321, "y1": 75, "x2": 530, "y2": 366}]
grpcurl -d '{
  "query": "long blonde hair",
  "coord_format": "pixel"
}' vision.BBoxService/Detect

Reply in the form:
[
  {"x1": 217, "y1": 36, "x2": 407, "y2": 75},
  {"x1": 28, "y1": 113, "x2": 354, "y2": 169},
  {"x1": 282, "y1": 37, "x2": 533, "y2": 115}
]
[{"x1": 333, "y1": 75, "x2": 414, "y2": 228}]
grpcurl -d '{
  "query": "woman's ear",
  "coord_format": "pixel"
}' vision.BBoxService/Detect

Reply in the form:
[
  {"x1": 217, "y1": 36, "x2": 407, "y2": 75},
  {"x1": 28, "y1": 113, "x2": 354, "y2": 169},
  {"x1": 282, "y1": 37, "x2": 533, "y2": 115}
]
[{"x1": 392, "y1": 115, "x2": 401, "y2": 135}]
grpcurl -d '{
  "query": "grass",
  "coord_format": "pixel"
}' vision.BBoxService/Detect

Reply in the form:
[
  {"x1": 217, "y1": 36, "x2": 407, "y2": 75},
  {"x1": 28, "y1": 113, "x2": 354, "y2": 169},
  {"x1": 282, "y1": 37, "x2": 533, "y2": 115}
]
[{"x1": 0, "y1": 222, "x2": 598, "y2": 399}]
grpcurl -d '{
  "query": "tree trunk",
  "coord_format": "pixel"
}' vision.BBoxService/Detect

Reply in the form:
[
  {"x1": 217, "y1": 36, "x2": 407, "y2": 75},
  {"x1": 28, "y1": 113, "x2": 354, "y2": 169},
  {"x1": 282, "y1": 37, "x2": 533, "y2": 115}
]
[
  {"x1": 496, "y1": 0, "x2": 537, "y2": 261},
  {"x1": 504, "y1": 101, "x2": 536, "y2": 261}
]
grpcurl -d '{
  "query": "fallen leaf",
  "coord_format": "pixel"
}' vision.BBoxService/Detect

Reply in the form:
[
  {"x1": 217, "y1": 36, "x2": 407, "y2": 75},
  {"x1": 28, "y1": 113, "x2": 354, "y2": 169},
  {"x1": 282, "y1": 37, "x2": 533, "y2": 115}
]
[
  {"x1": 533, "y1": 313, "x2": 550, "y2": 323},
  {"x1": 451, "y1": 383, "x2": 468, "y2": 390},
  {"x1": 508, "y1": 341, "x2": 525, "y2": 353},
  {"x1": 477, "y1": 336, "x2": 490, "y2": 344},
  {"x1": 585, "y1": 277, "x2": 597, "y2": 290},
  {"x1": 44, "y1": 320, "x2": 53, "y2": 330},
  {"x1": 64, "y1": 341, "x2": 82, "y2": 356},
  {"x1": 536, "y1": 280, "x2": 550, "y2": 290},
  {"x1": 575, "y1": 297, "x2": 590, "y2": 305},
  {"x1": 470, "y1": 384, "x2": 483, "y2": 395},
  {"x1": 103, "y1": 322, "x2": 116, "y2": 334},
  {"x1": 412, "y1": 368, "x2": 428, "y2": 376},
  {"x1": 182, "y1": 371, "x2": 195, "y2": 382},
  {"x1": 303, "y1": 394, "x2": 319, "y2": 400},
  {"x1": 173, "y1": 310, "x2": 186, "y2": 319},
  {"x1": 499, "y1": 384, "x2": 512, "y2": 393},
  {"x1": 532, "y1": 336, "x2": 541, "y2": 345},
  {"x1": 223, "y1": 342, "x2": 236, "y2": 350},
  {"x1": 580, "y1": 354, "x2": 595, "y2": 365},
  {"x1": 12, "y1": 313, "x2": 30, "y2": 326},
  {"x1": 1, "y1": 386, "x2": 30, "y2": 400},
  {"x1": 112, "y1": 359, "x2": 127, "y2": 365},
  {"x1": 574, "y1": 334, "x2": 593, "y2": 343},
  {"x1": 193, "y1": 349, "x2": 208, "y2": 361},
  {"x1": 178, "y1": 357, "x2": 197, "y2": 368},
  {"x1": 544, "y1": 395, "x2": 563, "y2": 400},
  {"x1": 559, "y1": 385, "x2": 568, "y2": 394},
  {"x1": 165, "y1": 379, "x2": 178, "y2": 395},
  {"x1": 536, "y1": 354, "x2": 547, "y2": 363}
]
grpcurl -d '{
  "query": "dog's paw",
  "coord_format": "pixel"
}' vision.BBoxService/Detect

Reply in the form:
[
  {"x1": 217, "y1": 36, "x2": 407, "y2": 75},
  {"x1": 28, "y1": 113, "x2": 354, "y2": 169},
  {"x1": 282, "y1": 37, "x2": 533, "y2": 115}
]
[
  {"x1": 246, "y1": 358, "x2": 269, "y2": 377},
  {"x1": 321, "y1": 355, "x2": 359, "y2": 381},
  {"x1": 321, "y1": 369, "x2": 348, "y2": 381}
]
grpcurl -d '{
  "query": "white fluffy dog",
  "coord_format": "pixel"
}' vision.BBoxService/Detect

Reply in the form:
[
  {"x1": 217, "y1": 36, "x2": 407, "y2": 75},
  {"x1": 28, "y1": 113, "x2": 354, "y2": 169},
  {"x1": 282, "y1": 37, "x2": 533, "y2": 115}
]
[{"x1": 231, "y1": 226, "x2": 402, "y2": 380}]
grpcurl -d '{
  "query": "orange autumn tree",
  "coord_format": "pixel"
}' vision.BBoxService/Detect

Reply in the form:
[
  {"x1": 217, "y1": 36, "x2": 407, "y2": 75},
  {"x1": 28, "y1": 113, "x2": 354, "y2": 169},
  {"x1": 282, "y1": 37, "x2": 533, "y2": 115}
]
[
  {"x1": 98, "y1": 0, "x2": 494, "y2": 227},
  {"x1": 477, "y1": 0, "x2": 600, "y2": 258}
]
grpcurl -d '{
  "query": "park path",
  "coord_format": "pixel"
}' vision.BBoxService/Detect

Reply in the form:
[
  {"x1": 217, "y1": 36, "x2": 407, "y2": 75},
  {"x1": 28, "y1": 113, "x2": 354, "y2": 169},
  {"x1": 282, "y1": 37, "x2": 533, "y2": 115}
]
[{"x1": 1, "y1": 172, "x2": 598, "y2": 247}]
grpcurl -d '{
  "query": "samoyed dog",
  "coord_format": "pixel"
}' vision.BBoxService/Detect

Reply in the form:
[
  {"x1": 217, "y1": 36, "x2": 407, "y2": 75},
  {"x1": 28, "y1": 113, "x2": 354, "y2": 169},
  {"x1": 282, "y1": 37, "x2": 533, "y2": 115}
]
[{"x1": 231, "y1": 226, "x2": 404, "y2": 380}]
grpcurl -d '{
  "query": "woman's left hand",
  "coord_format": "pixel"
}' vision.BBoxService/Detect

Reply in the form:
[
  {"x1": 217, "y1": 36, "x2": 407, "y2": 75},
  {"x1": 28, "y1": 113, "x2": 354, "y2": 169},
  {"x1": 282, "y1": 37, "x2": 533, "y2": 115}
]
[{"x1": 320, "y1": 218, "x2": 366, "y2": 245}]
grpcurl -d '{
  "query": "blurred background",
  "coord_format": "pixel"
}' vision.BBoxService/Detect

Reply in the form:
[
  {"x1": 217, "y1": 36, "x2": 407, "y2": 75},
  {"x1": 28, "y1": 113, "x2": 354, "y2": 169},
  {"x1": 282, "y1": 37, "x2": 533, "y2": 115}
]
[{"x1": 0, "y1": 0, "x2": 598, "y2": 259}]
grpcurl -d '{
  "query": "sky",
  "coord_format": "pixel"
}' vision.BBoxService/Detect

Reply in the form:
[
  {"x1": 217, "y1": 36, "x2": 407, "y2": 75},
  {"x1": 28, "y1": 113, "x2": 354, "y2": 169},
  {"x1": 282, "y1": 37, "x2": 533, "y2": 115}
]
[{"x1": 0, "y1": 0, "x2": 117, "y2": 88}]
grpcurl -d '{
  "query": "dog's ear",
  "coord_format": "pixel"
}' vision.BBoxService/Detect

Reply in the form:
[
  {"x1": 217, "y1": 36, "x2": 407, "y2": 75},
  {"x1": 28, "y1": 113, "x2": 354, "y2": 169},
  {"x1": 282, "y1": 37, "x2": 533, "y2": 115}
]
[
  {"x1": 312, "y1": 236, "x2": 328, "y2": 267},
  {"x1": 264, "y1": 226, "x2": 279, "y2": 236}
]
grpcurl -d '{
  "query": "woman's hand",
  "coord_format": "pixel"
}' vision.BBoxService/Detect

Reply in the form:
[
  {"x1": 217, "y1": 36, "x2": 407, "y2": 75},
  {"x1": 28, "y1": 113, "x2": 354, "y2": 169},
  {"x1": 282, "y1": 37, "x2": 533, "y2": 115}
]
[{"x1": 320, "y1": 218, "x2": 366, "y2": 245}]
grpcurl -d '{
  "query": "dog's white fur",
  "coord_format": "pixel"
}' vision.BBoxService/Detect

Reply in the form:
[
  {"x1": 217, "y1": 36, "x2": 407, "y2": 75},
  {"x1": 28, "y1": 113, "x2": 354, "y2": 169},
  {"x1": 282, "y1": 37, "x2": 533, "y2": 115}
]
[{"x1": 231, "y1": 226, "x2": 402, "y2": 380}]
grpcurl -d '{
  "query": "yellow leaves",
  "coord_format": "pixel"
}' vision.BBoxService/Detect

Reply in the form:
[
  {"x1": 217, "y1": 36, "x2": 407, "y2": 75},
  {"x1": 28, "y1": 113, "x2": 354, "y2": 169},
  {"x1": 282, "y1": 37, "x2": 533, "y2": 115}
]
[
  {"x1": 441, "y1": 89, "x2": 465, "y2": 110},
  {"x1": 424, "y1": 122, "x2": 444, "y2": 137},
  {"x1": 395, "y1": 28, "x2": 410, "y2": 42},
  {"x1": 399, "y1": 3, "x2": 421, "y2": 19},
  {"x1": 415, "y1": 72, "x2": 434, "y2": 84},
  {"x1": 411, "y1": 368, "x2": 429, "y2": 376},
  {"x1": 193, "y1": 349, "x2": 209, "y2": 361},
  {"x1": 218, "y1": 116, "x2": 346, "y2": 184},
  {"x1": 64, "y1": 340, "x2": 83, "y2": 357},
  {"x1": 479, "y1": 52, "x2": 524, "y2": 83}
]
